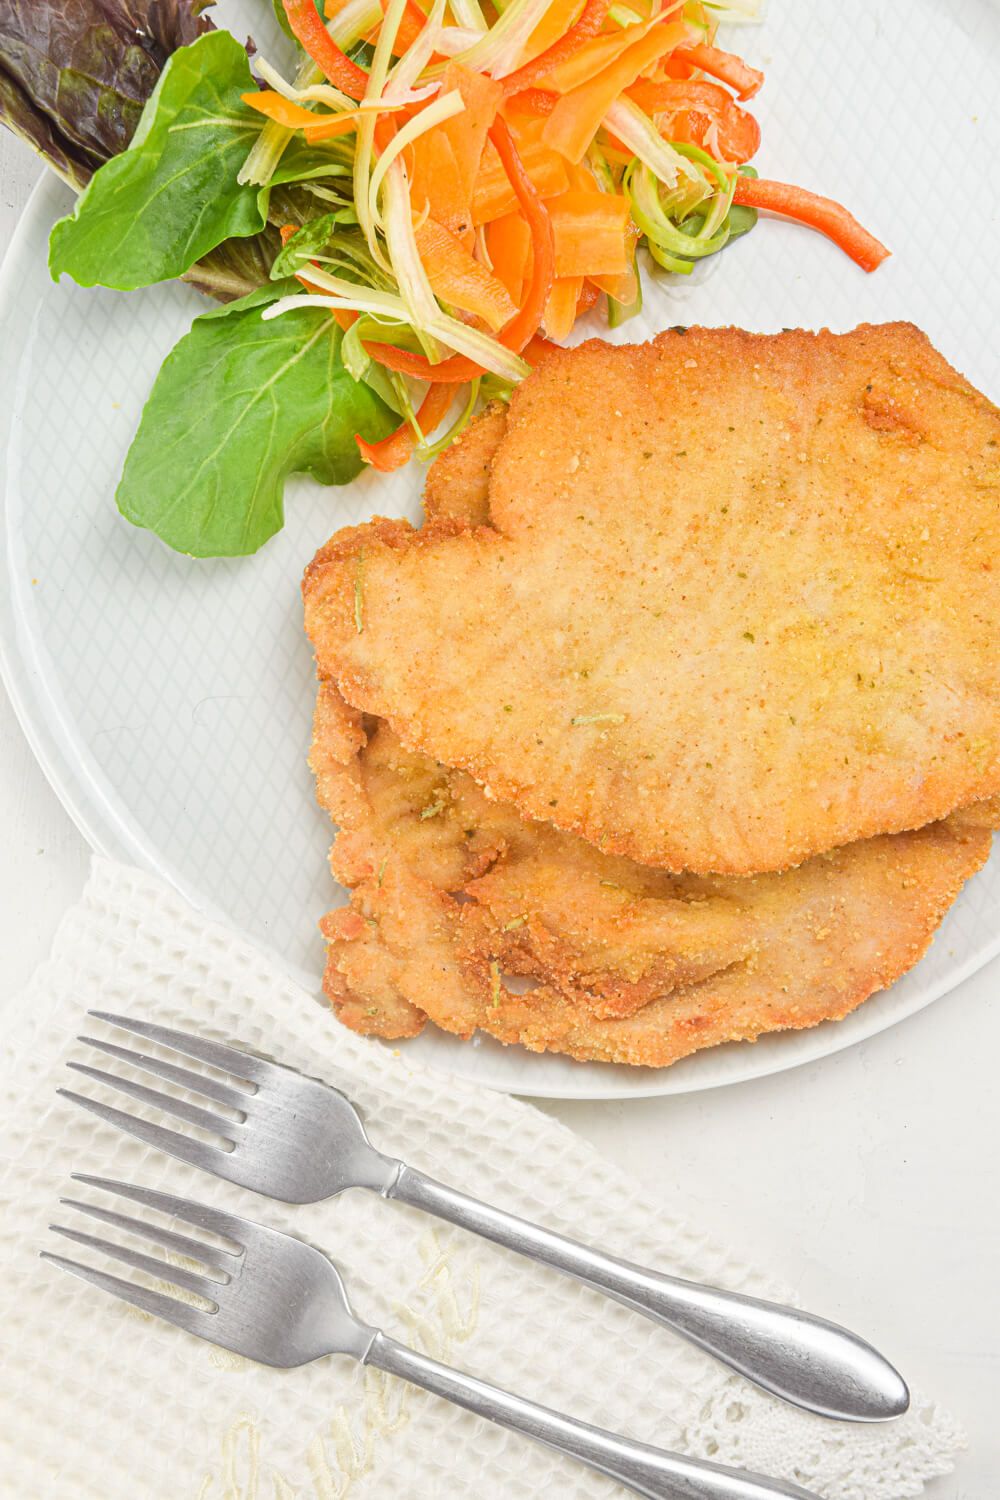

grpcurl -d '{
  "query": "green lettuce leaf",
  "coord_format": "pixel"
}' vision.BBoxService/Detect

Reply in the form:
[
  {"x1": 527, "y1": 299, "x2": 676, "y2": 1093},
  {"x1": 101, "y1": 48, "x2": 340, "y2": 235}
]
[
  {"x1": 116, "y1": 281, "x2": 395, "y2": 556},
  {"x1": 48, "y1": 29, "x2": 267, "y2": 290}
]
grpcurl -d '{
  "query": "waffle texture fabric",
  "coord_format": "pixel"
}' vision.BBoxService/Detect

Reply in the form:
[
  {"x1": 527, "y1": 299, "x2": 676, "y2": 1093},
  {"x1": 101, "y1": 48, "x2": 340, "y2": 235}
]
[{"x1": 0, "y1": 858, "x2": 964, "y2": 1499}]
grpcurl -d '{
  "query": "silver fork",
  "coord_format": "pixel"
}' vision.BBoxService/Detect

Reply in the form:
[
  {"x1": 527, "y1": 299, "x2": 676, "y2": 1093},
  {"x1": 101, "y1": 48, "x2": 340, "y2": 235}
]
[
  {"x1": 43, "y1": 1176, "x2": 819, "y2": 1500},
  {"x1": 61, "y1": 1011, "x2": 908, "y2": 1424}
]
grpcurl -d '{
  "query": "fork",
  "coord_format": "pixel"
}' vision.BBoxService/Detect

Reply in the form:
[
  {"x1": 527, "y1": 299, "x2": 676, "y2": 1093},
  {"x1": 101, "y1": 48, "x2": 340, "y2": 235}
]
[
  {"x1": 61, "y1": 1011, "x2": 909, "y2": 1424},
  {"x1": 43, "y1": 1176, "x2": 820, "y2": 1500}
]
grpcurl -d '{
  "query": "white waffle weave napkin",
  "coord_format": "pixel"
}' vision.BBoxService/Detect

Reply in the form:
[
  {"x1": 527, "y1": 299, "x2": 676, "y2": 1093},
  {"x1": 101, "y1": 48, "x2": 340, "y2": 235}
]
[{"x1": 0, "y1": 858, "x2": 964, "y2": 1499}]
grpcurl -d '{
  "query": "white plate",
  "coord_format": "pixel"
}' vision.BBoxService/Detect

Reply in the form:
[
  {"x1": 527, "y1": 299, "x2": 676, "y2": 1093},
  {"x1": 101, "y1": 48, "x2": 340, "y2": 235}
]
[{"x1": 2, "y1": 0, "x2": 999, "y2": 1098}]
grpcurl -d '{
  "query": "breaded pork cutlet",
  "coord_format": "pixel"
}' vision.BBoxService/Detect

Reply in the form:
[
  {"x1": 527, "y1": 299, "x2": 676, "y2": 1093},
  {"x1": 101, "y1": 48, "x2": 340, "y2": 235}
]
[
  {"x1": 304, "y1": 324, "x2": 1000, "y2": 877},
  {"x1": 422, "y1": 401, "x2": 506, "y2": 528},
  {"x1": 311, "y1": 680, "x2": 997, "y2": 1067}
]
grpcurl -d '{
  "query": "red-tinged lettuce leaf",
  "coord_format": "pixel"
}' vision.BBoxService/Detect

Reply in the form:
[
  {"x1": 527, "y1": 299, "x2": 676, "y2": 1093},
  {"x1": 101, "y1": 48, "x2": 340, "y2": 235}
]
[
  {"x1": 0, "y1": 1, "x2": 215, "y2": 173},
  {"x1": 0, "y1": 64, "x2": 95, "y2": 187}
]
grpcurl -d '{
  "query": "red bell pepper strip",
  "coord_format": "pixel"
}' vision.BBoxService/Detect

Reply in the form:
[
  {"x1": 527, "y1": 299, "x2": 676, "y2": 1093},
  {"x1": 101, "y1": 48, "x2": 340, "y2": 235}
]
[
  {"x1": 672, "y1": 43, "x2": 764, "y2": 101},
  {"x1": 357, "y1": 384, "x2": 456, "y2": 471},
  {"x1": 282, "y1": 0, "x2": 370, "y2": 100},
  {"x1": 500, "y1": 0, "x2": 612, "y2": 98},
  {"x1": 366, "y1": 117, "x2": 555, "y2": 383},
  {"x1": 626, "y1": 79, "x2": 760, "y2": 163},
  {"x1": 732, "y1": 176, "x2": 890, "y2": 272}
]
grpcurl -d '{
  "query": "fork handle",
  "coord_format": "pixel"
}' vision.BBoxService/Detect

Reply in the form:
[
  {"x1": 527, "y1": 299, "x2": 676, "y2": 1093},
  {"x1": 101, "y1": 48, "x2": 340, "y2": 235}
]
[
  {"x1": 386, "y1": 1166, "x2": 908, "y2": 1423},
  {"x1": 365, "y1": 1331, "x2": 816, "y2": 1500}
]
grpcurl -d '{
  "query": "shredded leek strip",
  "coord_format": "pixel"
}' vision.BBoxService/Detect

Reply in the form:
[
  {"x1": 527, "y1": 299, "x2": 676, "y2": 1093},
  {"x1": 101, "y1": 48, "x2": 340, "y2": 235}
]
[
  {"x1": 384, "y1": 0, "x2": 449, "y2": 101},
  {"x1": 254, "y1": 57, "x2": 355, "y2": 112},
  {"x1": 420, "y1": 317, "x2": 529, "y2": 379},
  {"x1": 369, "y1": 90, "x2": 466, "y2": 229},
  {"x1": 355, "y1": 0, "x2": 409, "y2": 271},
  {"x1": 670, "y1": 140, "x2": 731, "y2": 194},
  {"x1": 603, "y1": 99, "x2": 699, "y2": 189},
  {"x1": 301, "y1": 182, "x2": 357, "y2": 205},
  {"x1": 447, "y1": 0, "x2": 488, "y2": 32},
  {"x1": 433, "y1": 25, "x2": 487, "y2": 54},
  {"x1": 629, "y1": 163, "x2": 731, "y2": 258},
  {"x1": 382, "y1": 159, "x2": 444, "y2": 358},
  {"x1": 378, "y1": 158, "x2": 531, "y2": 377},
  {"x1": 646, "y1": 239, "x2": 695, "y2": 273},
  {"x1": 282, "y1": 262, "x2": 403, "y2": 305},
  {"x1": 586, "y1": 141, "x2": 618, "y2": 194},
  {"x1": 420, "y1": 378, "x2": 481, "y2": 459},
  {"x1": 437, "y1": 0, "x2": 554, "y2": 78},
  {"x1": 238, "y1": 0, "x2": 380, "y2": 185},
  {"x1": 263, "y1": 274, "x2": 530, "y2": 381},
  {"x1": 264, "y1": 287, "x2": 416, "y2": 319},
  {"x1": 695, "y1": 167, "x2": 737, "y2": 240}
]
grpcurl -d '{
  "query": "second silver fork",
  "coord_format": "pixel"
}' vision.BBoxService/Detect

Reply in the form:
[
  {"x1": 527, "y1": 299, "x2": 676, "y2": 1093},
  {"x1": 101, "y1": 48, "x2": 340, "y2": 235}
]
[
  {"x1": 62, "y1": 1010, "x2": 909, "y2": 1424},
  {"x1": 45, "y1": 1176, "x2": 819, "y2": 1500}
]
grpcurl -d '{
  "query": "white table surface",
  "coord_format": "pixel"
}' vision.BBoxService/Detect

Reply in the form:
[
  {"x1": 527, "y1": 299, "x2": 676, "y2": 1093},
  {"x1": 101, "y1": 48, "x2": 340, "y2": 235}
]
[{"x1": 2, "y1": 127, "x2": 997, "y2": 1496}]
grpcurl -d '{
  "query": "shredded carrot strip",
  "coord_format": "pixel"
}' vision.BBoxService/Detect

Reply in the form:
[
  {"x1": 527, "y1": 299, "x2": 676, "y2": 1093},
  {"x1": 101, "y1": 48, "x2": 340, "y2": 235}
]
[
  {"x1": 543, "y1": 275, "x2": 582, "y2": 340},
  {"x1": 357, "y1": 384, "x2": 455, "y2": 470},
  {"x1": 487, "y1": 210, "x2": 533, "y2": 306},
  {"x1": 547, "y1": 188, "x2": 630, "y2": 277},
  {"x1": 507, "y1": 86, "x2": 559, "y2": 116},
  {"x1": 500, "y1": 0, "x2": 612, "y2": 97},
  {"x1": 472, "y1": 139, "x2": 569, "y2": 224},
  {"x1": 282, "y1": 0, "x2": 370, "y2": 99},
  {"x1": 519, "y1": 0, "x2": 585, "y2": 72},
  {"x1": 410, "y1": 129, "x2": 473, "y2": 241},
  {"x1": 440, "y1": 64, "x2": 503, "y2": 205},
  {"x1": 302, "y1": 113, "x2": 366, "y2": 141},
  {"x1": 243, "y1": 91, "x2": 331, "y2": 128},
  {"x1": 542, "y1": 21, "x2": 691, "y2": 163},
  {"x1": 576, "y1": 279, "x2": 600, "y2": 314},
  {"x1": 415, "y1": 217, "x2": 518, "y2": 329},
  {"x1": 673, "y1": 43, "x2": 764, "y2": 101},
  {"x1": 531, "y1": 17, "x2": 654, "y2": 95},
  {"x1": 732, "y1": 176, "x2": 890, "y2": 272}
]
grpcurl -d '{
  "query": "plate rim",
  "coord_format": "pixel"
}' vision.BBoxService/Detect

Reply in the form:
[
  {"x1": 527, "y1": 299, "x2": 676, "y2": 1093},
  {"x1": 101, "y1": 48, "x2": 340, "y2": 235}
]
[{"x1": 3, "y1": 171, "x2": 999, "y2": 1102}]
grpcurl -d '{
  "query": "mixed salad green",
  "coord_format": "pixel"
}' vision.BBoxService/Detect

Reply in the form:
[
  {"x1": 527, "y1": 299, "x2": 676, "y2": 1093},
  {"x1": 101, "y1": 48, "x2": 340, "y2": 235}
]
[{"x1": 0, "y1": 0, "x2": 886, "y2": 557}]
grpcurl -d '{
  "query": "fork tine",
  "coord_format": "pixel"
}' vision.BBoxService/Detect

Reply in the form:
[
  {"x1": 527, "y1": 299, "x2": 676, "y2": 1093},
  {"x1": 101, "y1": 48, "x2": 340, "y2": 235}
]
[
  {"x1": 50, "y1": 1224, "x2": 220, "y2": 1301},
  {"x1": 78, "y1": 1036, "x2": 251, "y2": 1111},
  {"x1": 70, "y1": 1174, "x2": 251, "y2": 1245},
  {"x1": 88, "y1": 1012, "x2": 268, "y2": 1086},
  {"x1": 41, "y1": 1251, "x2": 214, "y2": 1337},
  {"x1": 60, "y1": 1198, "x2": 234, "y2": 1274},
  {"x1": 66, "y1": 1062, "x2": 240, "y2": 1139},
  {"x1": 58, "y1": 1089, "x2": 234, "y2": 1177}
]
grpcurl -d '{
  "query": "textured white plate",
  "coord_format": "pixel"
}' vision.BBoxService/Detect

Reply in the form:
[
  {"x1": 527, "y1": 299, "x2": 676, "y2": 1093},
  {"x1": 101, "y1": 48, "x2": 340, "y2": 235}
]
[{"x1": 2, "y1": 0, "x2": 999, "y2": 1098}]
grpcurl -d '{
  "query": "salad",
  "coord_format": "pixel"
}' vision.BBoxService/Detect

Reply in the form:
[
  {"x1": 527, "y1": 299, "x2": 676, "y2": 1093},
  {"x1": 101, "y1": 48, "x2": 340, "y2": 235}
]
[{"x1": 1, "y1": 0, "x2": 887, "y2": 556}]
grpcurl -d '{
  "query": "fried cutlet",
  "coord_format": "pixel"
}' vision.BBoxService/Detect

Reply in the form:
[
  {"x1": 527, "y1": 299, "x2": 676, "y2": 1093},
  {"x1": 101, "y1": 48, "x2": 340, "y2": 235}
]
[
  {"x1": 304, "y1": 324, "x2": 1000, "y2": 876},
  {"x1": 422, "y1": 400, "x2": 506, "y2": 527},
  {"x1": 312, "y1": 680, "x2": 997, "y2": 1066}
]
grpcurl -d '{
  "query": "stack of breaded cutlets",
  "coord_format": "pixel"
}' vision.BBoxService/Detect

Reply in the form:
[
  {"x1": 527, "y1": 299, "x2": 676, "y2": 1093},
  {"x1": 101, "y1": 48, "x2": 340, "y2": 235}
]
[{"x1": 302, "y1": 324, "x2": 1000, "y2": 1068}]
